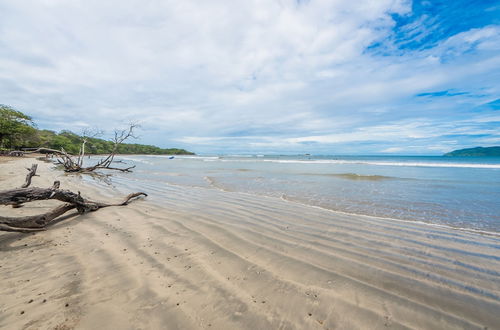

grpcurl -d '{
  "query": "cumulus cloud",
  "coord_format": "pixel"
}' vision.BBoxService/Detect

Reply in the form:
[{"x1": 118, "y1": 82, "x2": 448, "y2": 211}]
[{"x1": 0, "y1": 0, "x2": 499, "y2": 154}]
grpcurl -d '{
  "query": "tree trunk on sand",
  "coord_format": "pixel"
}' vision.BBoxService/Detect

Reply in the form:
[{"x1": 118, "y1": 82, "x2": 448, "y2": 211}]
[{"x1": 0, "y1": 165, "x2": 147, "y2": 232}]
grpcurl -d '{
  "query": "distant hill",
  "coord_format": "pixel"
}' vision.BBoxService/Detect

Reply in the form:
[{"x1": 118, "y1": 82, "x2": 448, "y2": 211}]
[
  {"x1": 40, "y1": 130, "x2": 195, "y2": 155},
  {"x1": 444, "y1": 146, "x2": 500, "y2": 157},
  {"x1": 1, "y1": 104, "x2": 194, "y2": 155}
]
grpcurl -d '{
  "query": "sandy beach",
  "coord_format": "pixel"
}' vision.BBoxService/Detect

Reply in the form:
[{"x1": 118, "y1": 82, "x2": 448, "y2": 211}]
[{"x1": 1, "y1": 157, "x2": 499, "y2": 329}]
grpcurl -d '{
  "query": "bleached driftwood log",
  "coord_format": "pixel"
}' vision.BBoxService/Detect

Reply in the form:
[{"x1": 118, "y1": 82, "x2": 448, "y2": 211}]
[
  {"x1": 21, "y1": 163, "x2": 38, "y2": 188},
  {"x1": 0, "y1": 164, "x2": 146, "y2": 232}
]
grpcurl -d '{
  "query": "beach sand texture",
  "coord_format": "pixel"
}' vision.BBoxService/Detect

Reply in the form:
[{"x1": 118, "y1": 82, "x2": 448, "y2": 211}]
[{"x1": 1, "y1": 158, "x2": 499, "y2": 329}]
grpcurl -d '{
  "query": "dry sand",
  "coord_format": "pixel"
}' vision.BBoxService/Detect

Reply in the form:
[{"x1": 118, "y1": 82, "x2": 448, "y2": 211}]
[{"x1": 1, "y1": 157, "x2": 499, "y2": 329}]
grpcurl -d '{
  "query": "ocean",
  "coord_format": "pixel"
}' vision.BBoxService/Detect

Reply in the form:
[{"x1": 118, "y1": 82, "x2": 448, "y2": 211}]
[{"x1": 88, "y1": 154, "x2": 500, "y2": 234}]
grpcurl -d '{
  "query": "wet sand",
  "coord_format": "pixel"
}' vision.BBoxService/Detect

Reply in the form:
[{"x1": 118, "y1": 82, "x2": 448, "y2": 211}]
[{"x1": 1, "y1": 157, "x2": 499, "y2": 329}]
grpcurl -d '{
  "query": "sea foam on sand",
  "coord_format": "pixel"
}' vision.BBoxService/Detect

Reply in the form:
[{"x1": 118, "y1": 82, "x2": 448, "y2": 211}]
[{"x1": 1, "y1": 157, "x2": 499, "y2": 329}]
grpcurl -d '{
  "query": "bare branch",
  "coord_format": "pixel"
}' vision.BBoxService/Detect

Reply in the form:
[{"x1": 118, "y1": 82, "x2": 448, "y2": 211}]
[
  {"x1": 21, "y1": 164, "x2": 38, "y2": 188},
  {"x1": 0, "y1": 182, "x2": 147, "y2": 232},
  {"x1": 94, "y1": 122, "x2": 140, "y2": 170},
  {"x1": 21, "y1": 123, "x2": 140, "y2": 174},
  {"x1": 78, "y1": 128, "x2": 103, "y2": 166}
]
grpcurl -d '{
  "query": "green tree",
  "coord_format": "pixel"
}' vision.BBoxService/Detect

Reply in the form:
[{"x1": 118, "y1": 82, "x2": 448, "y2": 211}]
[
  {"x1": 49, "y1": 135, "x2": 80, "y2": 153},
  {"x1": 0, "y1": 104, "x2": 36, "y2": 149},
  {"x1": 0, "y1": 104, "x2": 194, "y2": 155}
]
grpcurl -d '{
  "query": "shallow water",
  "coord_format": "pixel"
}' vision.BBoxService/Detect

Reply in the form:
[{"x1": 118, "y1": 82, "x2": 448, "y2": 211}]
[
  {"x1": 87, "y1": 154, "x2": 500, "y2": 233},
  {"x1": 3, "y1": 157, "x2": 499, "y2": 329}
]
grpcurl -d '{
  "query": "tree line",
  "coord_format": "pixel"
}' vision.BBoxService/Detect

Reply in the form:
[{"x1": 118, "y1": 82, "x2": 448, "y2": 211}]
[{"x1": 0, "y1": 104, "x2": 194, "y2": 155}]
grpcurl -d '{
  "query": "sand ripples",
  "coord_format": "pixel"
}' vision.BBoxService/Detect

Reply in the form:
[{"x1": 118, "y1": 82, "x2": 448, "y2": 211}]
[{"x1": 1, "y1": 159, "x2": 499, "y2": 329}]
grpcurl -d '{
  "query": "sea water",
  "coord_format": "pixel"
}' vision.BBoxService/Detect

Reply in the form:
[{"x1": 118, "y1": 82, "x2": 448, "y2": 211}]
[{"x1": 92, "y1": 155, "x2": 500, "y2": 233}]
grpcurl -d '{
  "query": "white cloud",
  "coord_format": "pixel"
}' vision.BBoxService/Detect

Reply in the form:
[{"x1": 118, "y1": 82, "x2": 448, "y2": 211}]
[
  {"x1": 0, "y1": 0, "x2": 498, "y2": 154},
  {"x1": 381, "y1": 147, "x2": 403, "y2": 153}
]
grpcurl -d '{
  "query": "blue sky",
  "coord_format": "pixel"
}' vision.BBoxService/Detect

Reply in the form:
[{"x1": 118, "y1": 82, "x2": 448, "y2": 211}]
[{"x1": 0, "y1": 0, "x2": 499, "y2": 155}]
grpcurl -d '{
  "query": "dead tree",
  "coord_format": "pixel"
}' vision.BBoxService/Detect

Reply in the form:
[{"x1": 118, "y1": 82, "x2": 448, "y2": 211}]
[
  {"x1": 82, "y1": 123, "x2": 139, "y2": 172},
  {"x1": 22, "y1": 123, "x2": 139, "y2": 173},
  {"x1": 75, "y1": 128, "x2": 103, "y2": 168},
  {"x1": 0, "y1": 176, "x2": 147, "y2": 233}
]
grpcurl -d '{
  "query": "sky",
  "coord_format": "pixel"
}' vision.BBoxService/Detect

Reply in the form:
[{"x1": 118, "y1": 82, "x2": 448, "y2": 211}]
[{"x1": 0, "y1": 0, "x2": 499, "y2": 155}]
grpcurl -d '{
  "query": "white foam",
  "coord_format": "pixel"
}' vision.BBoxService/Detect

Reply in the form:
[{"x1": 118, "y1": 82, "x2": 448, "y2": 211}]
[{"x1": 196, "y1": 158, "x2": 500, "y2": 169}]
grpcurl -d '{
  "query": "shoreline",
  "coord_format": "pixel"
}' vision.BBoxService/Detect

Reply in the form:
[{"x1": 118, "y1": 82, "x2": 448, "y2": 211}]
[
  {"x1": 287, "y1": 197, "x2": 500, "y2": 238},
  {"x1": 158, "y1": 178, "x2": 500, "y2": 239},
  {"x1": 111, "y1": 154, "x2": 500, "y2": 236},
  {"x1": 196, "y1": 185, "x2": 500, "y2": 239},
  {"x1": 110, "y1": 153, "x2": 500, "y2": 234},
  {"x1": 1, "y1": 157, "x2": 499, "y2": 329}
]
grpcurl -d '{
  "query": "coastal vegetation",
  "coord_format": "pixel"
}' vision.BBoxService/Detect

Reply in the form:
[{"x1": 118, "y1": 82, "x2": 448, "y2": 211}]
[
  {"x1": 0, "y1": 104, "x2": 193, "y2": 155},
  {"x1": 444, "y1": 146, "x2": 500, "y2": 157},
  {"x1": 1, "y1": 105, "x2": 149, "y2": 232}
]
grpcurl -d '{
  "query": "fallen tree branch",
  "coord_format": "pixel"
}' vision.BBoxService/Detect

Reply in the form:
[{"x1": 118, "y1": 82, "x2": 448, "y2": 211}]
[
  {"x1": 22, "y1": 147, "x2": 70, "y2": 157},
  {"x1": 7, "y1": 150, "x2": 24, "y2": 157},
  {"x1": 0, "y1": 204, "x2": 77, "y2": 232},
  {"x1": 0, "y1": 182, "x2": 147, "y2": 232},
  {"x1": 1, "y1": 182, "x2": 83, "y2": 208},
  {"x1": 21, "y1": 164, "x2": 38, "y2": 188},
  {"x1": 96, "y1": 165, "x2": 136, "y2": 172}
]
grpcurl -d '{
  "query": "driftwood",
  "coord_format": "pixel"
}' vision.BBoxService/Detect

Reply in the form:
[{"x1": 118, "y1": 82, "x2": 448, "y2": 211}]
[
  {"x1": 8, "y1": 150, "x2": 24, "y2": 157},
  {"x1": 21, "y1": 164, "x2": 38, "y2": 188},
  {"x1": 22, "y1": 147, "x2": 84, "y2": 171},
  {"x1": 9, "y1": 163, "x2": 40, "y2": 208},
  {"x1": 21, "y1": 123, "x2": 139, "y2": 173},
  {"x1": 0, "y1": 164, "x2": 147, "y2": 232},
  {"x1": 0, "y1": 182, "x2": 147, "y2": 232}
]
